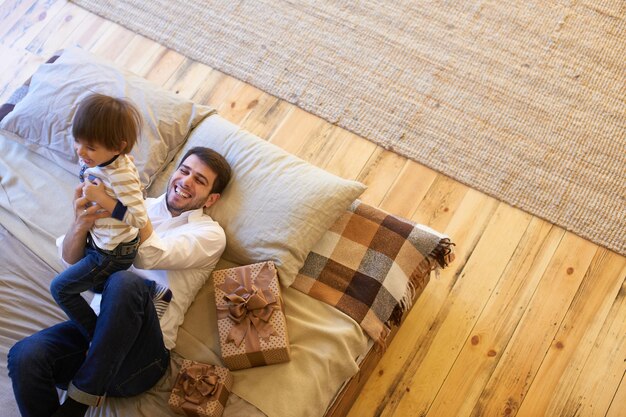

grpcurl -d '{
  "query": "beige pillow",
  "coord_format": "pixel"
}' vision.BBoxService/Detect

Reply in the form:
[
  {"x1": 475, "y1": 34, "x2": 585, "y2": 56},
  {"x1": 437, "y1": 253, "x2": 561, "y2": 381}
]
[
  {"x1": 0, "y1": 46, "x2": 213, "y2": 189},
  {"x1": 148, "y1": 115, "x2": 366, "y2": 286}
]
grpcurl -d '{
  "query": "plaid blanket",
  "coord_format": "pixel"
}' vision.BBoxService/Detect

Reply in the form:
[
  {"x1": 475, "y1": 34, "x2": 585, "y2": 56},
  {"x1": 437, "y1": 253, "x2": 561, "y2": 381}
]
[{"x1": 292, "y1": 200, "x2": 454, "y2": 347}]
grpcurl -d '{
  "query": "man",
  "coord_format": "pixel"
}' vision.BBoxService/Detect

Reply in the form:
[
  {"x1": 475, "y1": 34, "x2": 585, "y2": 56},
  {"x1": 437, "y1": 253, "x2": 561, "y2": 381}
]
[{"x1": 8, "y1": 147, "x2": 232, "y2": 417}]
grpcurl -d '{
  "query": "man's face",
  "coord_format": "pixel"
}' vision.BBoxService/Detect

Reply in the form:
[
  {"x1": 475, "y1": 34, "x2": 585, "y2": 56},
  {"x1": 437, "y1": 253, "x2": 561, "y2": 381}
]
[{"x1": 166, "y1": 154, "x2": 220, "y2": 217}]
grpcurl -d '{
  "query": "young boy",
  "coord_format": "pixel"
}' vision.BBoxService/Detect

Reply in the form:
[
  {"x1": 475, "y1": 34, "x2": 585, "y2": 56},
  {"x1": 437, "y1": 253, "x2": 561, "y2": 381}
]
[{"x1": 50, "y1": 93, "x2": 172, "y2": 340}]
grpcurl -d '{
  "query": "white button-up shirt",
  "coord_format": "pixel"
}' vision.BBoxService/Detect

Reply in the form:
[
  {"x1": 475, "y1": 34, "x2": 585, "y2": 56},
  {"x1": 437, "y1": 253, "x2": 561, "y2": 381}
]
[{"x1": 59, "y1": 193, "x2": 226, "y2": 349}]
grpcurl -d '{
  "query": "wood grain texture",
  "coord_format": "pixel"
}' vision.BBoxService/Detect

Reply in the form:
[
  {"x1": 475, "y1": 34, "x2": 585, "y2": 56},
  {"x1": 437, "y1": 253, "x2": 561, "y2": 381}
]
[
  {"x1": 65, "y1": 0, "x2": 626, "y2": 256},
  {"x1": 2, "y1": 2, "x2": 625, "y2": 416}
]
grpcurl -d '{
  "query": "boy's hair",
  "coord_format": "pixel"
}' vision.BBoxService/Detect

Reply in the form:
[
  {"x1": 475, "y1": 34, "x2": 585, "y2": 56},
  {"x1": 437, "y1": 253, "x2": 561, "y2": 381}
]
[
  {"x1": 72, "y1": 93, "x2": 142, "y2": 154},
  {"x1": 179, "y1": 147, "x2": 232, "y2": 194}
]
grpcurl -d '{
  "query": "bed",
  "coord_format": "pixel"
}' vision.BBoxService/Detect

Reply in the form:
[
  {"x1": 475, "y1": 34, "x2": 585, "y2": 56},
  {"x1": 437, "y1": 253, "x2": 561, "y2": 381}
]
[{"x1": 0, "y1": 46, "x2": 453, "y2": 417}]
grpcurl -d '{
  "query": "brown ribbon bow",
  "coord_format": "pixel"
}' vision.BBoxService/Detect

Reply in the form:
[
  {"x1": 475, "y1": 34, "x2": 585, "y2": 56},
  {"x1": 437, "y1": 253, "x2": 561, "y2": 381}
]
[
  {"x1": 217, "y1": 263, "x2": 280, "y2": 350},
  {"x1": 179, "y1": 364, "x2": 221, "y2": 405}
]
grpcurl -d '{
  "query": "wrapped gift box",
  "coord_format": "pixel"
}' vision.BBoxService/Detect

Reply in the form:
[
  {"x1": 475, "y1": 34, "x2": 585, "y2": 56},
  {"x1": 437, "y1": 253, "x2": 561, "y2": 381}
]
[
  {"x1": 168, "y1": 359, "x2": 233, "y2": 417},
  {"x1": 213, "y1": 261, "x2": 291, "y2": 370}
]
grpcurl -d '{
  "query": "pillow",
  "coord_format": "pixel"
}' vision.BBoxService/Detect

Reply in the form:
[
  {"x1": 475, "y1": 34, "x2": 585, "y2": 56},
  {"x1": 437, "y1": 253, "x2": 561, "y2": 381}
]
[
  {"x1": 0, "y1": 46, "x2": 214, "y2": 189},
  {"x1": 292, "y1": 200, "x2": 455, "y2": 345},
  {"x1": 0, "y1": 55, "x2": 61, "y2": 123},
  {"x1": 148, "y1": 115, "x2": 367, "y2": 286}
]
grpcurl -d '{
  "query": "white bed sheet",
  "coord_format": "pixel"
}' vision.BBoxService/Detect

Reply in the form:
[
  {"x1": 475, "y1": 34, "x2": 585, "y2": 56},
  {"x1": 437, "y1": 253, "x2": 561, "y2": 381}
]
[
  {"x1": 0, "y1": 223, "x2": 266, "y2": 417},
  {"x1": 0, "y1": 130, "x2": 368, "y2": 417}
]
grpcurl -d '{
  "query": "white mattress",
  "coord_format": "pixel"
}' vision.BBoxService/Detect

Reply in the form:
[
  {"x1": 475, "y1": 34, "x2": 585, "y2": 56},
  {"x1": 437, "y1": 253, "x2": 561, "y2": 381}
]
[{"x1": 0, "y1": 121, "x2": 368, "y2": 417}]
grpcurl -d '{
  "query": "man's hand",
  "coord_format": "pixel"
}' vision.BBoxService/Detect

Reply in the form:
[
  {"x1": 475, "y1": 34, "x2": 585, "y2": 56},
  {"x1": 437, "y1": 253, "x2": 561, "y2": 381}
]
[
  {"x1": 62, "y1": 184, "x2": 110, "y2": 264},
  {"x1": 139, "y1": 218, "x2": 154, "y2": 244}
]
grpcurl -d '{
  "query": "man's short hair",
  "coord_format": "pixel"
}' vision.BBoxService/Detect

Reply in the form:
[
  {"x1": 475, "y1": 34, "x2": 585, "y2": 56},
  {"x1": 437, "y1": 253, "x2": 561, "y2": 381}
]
[{"x1": 179, "y1": 147, "x2": 232, "y2": 194}]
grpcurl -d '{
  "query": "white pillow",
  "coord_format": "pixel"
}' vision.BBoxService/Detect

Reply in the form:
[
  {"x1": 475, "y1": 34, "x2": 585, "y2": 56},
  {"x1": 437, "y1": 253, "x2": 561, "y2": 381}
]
[
  {"x1": 148, "y1": 115, "x2": 366, "y2": 286},
  {"x1": 0, "y1": 46, "x2": 213, "y2": 189}
]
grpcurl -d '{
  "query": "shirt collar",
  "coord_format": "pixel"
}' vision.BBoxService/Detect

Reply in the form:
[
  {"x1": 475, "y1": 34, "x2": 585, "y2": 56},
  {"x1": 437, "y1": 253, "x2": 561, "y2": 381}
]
[
  {"x1": 98, "y1": 154, "x2": 120, "y2": 167},
  {"x1": 151, "y1": 193, "x2": 207, "y2": 222}
]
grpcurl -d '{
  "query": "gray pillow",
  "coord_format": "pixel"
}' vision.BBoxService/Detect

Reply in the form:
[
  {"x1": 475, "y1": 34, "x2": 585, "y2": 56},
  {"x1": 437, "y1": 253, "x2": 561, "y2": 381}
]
[
  {"x1": 149, "y1": 115, "x2": 367, "y2": 286},
  {"x1": 0, "y1": 46, "x2": 213, "y2": 189}
]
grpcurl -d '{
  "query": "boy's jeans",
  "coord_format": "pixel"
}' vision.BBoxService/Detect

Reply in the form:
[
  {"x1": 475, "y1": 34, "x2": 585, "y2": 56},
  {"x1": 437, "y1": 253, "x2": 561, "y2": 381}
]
[
  {"x1": 50, "y1": 235, "x2": 138, "y2": 339},
  {"x1": 8, "y1": 271, "x2": 169, "y2": 417}
]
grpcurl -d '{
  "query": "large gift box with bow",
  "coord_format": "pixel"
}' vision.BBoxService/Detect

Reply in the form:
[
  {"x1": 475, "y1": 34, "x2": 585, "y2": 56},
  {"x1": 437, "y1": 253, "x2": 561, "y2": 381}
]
[
  {"x1": 213, "y1": 261, "x2": 291, "y2": 370},
  {"x1": 168, "y1": 359, "x2": 233, "y2": 417}
]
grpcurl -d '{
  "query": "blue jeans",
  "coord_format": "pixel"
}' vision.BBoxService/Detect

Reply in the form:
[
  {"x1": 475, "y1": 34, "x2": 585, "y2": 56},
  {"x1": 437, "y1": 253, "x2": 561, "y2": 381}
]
[
  {"x1": 50, "y1": 237, "x2": 137, "y2": 339},
  {"x1": 8, "y1": 271, "x2": 170, "y2": 417}
]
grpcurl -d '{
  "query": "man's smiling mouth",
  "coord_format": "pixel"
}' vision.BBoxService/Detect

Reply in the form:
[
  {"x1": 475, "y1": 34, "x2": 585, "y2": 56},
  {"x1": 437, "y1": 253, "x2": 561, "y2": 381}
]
[{"x1": 174, "y1": 186, "x2": 190, "y2": 198}]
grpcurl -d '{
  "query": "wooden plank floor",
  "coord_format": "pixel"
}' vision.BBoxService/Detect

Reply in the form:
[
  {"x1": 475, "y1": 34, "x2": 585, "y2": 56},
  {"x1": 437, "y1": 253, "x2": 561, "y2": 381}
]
[{"x1": 2, "y1": 1, "x2": 625, "y2": 416}]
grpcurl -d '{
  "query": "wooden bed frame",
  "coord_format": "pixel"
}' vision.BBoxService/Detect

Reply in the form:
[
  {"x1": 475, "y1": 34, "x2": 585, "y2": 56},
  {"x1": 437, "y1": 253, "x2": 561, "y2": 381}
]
[{"x1": 326, "y1": 326, "x2": 398, "y2": 417}]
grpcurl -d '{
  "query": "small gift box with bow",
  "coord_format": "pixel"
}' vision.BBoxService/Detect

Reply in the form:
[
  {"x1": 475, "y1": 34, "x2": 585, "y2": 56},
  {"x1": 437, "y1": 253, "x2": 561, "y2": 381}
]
[
  {"x1": 168, "y1": 359, "x2": 233, "y2": 417},
  {"x1": 213, "y1": 261, "x2": 291, "y2": 370}
]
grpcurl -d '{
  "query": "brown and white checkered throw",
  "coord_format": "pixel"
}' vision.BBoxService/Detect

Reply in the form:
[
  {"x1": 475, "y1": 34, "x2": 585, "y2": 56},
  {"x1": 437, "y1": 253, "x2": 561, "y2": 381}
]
[{"x1": 292, "y1": 200, "x2": 454, "y2": 346}]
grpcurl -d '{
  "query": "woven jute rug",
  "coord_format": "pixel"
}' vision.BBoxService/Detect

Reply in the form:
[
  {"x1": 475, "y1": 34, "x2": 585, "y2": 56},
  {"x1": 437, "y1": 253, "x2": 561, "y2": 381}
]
[{"x1": 71, "y1": 0, "x2": 625, "y2": 255}]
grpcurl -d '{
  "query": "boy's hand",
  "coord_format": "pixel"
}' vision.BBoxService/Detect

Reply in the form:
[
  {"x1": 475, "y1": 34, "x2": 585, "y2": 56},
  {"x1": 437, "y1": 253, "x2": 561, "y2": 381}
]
[
  {"x1": 72, "y1": 183, "x2": 108, "y2": 229},
  {"x1": 82, "y1": 178, "x2": 107, "y2": 204},
  {"x1": 81, "y1": 178, "x2": 117, "y2": 214}
]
